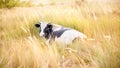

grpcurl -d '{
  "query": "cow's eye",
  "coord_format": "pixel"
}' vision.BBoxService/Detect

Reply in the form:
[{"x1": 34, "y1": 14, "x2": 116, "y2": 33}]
[{"x1": 45, "y1": 28, "x2": 49, "y2": 31}]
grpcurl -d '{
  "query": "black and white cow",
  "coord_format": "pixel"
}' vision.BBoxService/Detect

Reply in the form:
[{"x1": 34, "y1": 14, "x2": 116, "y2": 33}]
[{"x1": 35, "y1": 22, "x2": 87, "y2": 44}]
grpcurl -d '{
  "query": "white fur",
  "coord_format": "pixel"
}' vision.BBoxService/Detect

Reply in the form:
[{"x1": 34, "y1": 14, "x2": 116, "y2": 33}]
[
  {"x1": 55, "y1": 29, "x2": 87, "y2": 44},
  {"x1": 39, "y1": 22, "x2": 48, "y2": 37}
]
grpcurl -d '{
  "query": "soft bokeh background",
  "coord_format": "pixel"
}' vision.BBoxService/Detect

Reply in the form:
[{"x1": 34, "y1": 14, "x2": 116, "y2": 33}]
[{"x1": 0, "y1": 0, "x2": 120, "y2": 68}]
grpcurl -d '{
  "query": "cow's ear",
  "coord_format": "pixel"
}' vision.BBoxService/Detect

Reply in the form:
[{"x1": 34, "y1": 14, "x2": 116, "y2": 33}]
[
  {"x1": 47, "y1": 24, "x2": 53, "y2": 29},
  {"x1": 35, "y1": 24, "x2": 40, "y2": 28}
]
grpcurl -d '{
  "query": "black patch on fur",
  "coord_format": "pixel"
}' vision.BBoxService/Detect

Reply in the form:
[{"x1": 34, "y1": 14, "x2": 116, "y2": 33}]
[
  {"x1": 51, "y1": 29, "x2": 69, "y2": 39},
  {"x1": 43, "y1": 23, "x2": 53, "y2": 39}
]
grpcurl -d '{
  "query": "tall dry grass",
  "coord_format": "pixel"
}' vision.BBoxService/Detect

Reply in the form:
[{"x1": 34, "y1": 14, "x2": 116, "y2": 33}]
[{"x1": 0, "y1": 0, "x2": 120, "y2": 68}]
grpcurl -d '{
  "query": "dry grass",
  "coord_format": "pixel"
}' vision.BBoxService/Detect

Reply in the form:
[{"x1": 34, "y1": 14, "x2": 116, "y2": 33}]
[{"x1": 0, "y1": 0, "x2": 120, "y2": 68}]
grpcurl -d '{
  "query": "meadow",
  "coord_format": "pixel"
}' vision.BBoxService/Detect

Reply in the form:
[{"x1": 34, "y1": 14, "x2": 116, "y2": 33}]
[{"x1": 0, "y1": 0, "x2": 120, "y2": 68}]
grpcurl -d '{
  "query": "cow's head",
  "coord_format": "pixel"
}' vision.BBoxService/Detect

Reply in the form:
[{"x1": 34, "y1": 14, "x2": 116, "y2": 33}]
[{"x1": 35, "y1": 22, "x2": 53, "y2": 39}]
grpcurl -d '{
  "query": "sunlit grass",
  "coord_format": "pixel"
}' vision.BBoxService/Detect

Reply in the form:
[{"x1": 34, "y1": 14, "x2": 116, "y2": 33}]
[{"x1": 0, "y1": 1, "x2": 120, "y2": 68}]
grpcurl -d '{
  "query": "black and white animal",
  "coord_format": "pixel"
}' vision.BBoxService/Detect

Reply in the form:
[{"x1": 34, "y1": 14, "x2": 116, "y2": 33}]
[{"x1": 35, "y1": 22, "x2": 87, "y2": 44}]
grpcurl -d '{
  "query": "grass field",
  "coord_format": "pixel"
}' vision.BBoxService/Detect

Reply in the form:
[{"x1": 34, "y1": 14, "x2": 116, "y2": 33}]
[{"x1": 0, "y1": 0, "x2": 120, "y2": 68}]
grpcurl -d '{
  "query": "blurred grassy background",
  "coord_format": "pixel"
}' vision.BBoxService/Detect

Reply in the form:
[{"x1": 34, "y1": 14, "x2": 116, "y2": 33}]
[{"x1": 0, "y1": 0, "x2": 120, "y2": 68}]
